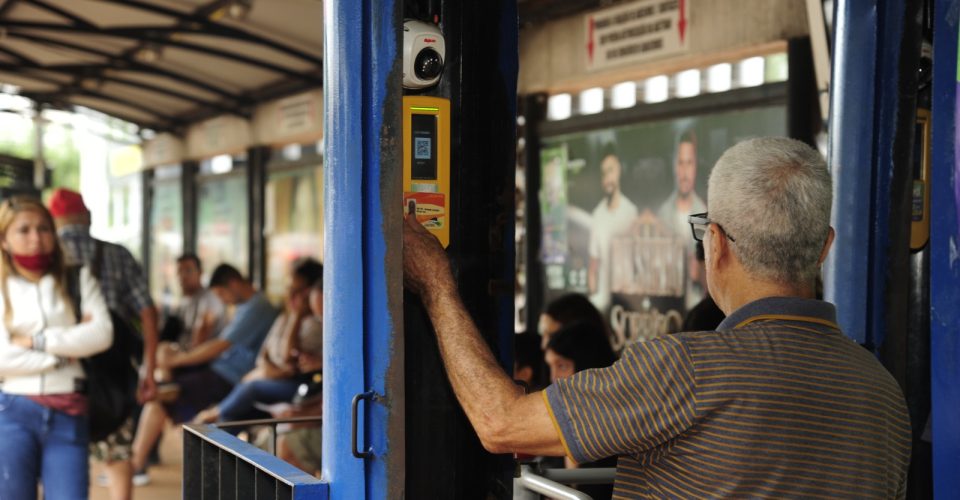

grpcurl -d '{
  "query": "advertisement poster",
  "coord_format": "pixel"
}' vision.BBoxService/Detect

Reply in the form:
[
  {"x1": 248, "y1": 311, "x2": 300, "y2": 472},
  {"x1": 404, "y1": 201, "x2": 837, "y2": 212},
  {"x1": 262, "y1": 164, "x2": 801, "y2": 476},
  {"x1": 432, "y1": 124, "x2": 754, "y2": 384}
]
[{"x1": 540, "y1": 105, "x2": 786, "y2": 349}]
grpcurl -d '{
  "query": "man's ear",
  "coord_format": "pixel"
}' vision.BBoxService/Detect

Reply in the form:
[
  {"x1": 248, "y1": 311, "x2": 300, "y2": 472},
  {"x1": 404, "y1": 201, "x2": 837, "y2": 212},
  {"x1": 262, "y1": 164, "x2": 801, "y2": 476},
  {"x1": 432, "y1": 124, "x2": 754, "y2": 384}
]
[
  {"x1": 817, "y1": 227, "x2": 836, "y2": 266},
  {"x1": 706, "y1": 223, "x2": 726, "y2": 271}
]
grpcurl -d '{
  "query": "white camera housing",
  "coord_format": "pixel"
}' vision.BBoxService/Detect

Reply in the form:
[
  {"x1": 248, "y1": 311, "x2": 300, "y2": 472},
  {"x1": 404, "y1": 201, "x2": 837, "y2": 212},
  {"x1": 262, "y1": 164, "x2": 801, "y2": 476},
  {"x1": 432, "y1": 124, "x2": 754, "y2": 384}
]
[{"x1": 403, "y1": 19, "x2": 445, "y2": 89}]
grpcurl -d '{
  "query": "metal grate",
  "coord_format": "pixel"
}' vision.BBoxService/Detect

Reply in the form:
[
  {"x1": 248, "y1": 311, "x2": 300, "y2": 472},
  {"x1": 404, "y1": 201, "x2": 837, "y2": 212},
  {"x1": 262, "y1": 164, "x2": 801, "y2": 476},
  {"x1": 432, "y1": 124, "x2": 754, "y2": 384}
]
[{"x1": 183, "y1": 423, "x2": 327, "y2": 500}]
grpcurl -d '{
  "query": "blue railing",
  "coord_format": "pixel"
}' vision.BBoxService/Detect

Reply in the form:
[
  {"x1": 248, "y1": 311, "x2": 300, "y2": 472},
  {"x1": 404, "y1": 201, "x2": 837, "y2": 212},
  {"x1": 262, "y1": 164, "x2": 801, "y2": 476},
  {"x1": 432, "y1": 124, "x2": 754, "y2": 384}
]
[{"x1": 183, "y1": 423, "x2": 328, "y2": 500}]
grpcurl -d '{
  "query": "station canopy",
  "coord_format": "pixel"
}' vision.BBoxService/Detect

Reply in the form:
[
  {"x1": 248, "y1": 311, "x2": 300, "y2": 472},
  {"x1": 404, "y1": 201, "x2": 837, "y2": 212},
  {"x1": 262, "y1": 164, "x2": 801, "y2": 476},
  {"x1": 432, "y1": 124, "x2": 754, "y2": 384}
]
[
  {"x1": 0, "y1": 0, "x2": 604, "y2": 134},
  {"x1": 0, "y1": 0, "x2": 323, "y2": 133}
]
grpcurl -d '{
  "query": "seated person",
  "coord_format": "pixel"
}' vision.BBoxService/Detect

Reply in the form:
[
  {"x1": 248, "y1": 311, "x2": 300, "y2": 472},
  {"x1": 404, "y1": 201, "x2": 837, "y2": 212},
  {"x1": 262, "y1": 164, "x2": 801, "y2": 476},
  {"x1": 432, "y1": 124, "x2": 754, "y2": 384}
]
[
  {"x1": 539, "y1": 293, "x2": 610, "y2": 350},
  {"x1": 130, "y1": 263, "x2": 278, "y2": 475},
  {"x1": 167, "y1": 253, "x2": 227, "y2": 349},
  {"x1": 545, "y1": 320, "x2": 618, "y2": 500},
  {"x1": 195, "y1": 259, "x2": 323, "y2": 424},
  {"x1": 275, "y1": 281, "x2": 325, "y2": 476}
]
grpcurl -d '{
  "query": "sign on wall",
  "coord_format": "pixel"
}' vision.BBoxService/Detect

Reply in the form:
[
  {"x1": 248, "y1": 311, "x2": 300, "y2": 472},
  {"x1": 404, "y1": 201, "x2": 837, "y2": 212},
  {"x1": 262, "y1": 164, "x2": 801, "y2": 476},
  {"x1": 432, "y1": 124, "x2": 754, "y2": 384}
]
[{"x1": 585, "y1": 0, "x2": 690, "y2": 71}]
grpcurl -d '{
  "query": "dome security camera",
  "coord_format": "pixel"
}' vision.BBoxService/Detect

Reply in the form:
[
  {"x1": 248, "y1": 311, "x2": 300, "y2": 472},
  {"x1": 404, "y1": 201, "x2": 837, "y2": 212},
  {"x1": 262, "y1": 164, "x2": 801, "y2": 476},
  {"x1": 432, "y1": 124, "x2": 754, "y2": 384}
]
[{"x1": 403, "y1": 19, "x2": 445, "y2": 89}]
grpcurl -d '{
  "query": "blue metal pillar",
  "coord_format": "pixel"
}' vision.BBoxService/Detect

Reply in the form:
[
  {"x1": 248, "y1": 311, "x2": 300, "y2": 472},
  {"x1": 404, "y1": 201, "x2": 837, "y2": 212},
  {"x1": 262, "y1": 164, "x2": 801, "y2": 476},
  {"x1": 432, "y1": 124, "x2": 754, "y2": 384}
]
[
  {"x1": 930, "y1": 0, "x2": 960, "y2": 493},
  {"x1": 823, "y1": 1, "x2": 878, "y2": 345},
  {"x1": 323, "y1": 2, "x2": 404, "y2": 499},
  {"x1": 824, "y1": 0, "x2": 913, "y2": 351}
]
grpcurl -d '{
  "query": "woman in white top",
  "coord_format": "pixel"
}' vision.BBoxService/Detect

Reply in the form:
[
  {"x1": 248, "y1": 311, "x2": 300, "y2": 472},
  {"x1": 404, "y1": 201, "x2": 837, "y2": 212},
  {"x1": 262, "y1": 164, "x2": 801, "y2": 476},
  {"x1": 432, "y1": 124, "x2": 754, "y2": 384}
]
[{"x1": 0, "y1": 196, "x2": 112, "y2": 500}]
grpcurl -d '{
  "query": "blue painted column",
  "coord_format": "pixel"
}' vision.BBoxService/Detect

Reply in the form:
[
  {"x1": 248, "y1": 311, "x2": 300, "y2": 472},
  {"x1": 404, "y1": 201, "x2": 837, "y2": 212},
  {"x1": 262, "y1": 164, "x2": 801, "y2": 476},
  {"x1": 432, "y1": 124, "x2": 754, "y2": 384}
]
[
  {"x1": 824, "y1": 0, "x2": 911, "y2": 351},
  {"x1": 323, "y1": 2, "x2": 403, "y2": 499},
  {"x1": 930, "y1": 0, "x2": 960, "y2": 494},
  {"x1": 823, "y1": 0, "x2": 877, "y2": 345}
]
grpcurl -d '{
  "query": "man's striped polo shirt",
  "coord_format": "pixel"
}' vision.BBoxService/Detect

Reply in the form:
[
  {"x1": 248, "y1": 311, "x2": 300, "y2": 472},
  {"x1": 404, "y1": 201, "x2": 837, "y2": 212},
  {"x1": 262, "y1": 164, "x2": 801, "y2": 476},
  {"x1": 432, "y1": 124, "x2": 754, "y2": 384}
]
[{"x1": 544, "y1": 297, "x2": 911, "y2": 498}]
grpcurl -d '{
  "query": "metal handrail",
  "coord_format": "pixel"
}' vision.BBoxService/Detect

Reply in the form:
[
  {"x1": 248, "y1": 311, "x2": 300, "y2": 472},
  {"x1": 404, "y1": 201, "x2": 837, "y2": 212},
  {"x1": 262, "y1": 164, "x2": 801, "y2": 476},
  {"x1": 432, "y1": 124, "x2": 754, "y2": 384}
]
[
  {"x1": 514, "y1": 465, "x2": 594, "y2": 500},
  {"x1": 183, "y1": 423, "x2": 327, "y2": 499},
  {"x1": 214, "y1": 415, "x2": 323, "y2": 456},
  {"x1": 541, "y1": 467, "x2": 616, "y2": 485}
]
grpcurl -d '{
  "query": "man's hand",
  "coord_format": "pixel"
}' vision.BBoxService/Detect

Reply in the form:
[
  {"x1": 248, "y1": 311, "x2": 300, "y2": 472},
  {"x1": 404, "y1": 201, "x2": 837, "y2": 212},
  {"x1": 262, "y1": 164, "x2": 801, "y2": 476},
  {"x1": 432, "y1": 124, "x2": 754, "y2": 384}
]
[
  {"x1": 138, "y1": 374, "x2": 157, "y2": 403},
  {"x1": 402, "y1": 215, "x2": 453, "y2": 296}
]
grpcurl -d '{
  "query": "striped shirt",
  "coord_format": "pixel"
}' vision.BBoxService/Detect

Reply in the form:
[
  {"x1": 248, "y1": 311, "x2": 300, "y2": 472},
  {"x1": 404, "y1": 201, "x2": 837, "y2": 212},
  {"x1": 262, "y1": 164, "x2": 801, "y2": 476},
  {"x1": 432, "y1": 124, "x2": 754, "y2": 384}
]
[
  {"x1": 544, "y1": 297, "x2": 911, "y2": 499},
  {"x1": 58, "y1": 225, "x2": 153, "y2": 325}
]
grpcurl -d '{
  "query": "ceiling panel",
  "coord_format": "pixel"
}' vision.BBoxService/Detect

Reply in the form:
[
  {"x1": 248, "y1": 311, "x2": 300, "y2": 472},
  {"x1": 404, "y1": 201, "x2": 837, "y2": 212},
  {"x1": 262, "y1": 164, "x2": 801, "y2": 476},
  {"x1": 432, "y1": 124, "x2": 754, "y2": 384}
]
[
  {"x1": 0, "y1": 0, "x2": 324, "y2": 128},
  {"x1": 7, "y1": 3, "x2": 75, "y2": 24},
  {"x1": 104, "y1": 69, "x2": 227, "y2": 104},
  {"x1": 0, "y1": 72, "x2": 60, "y2": 93},
  {"x1": 69, "y1": 95, "x2": 167, "y2": 126},
  {"x1": 155, "y1": 47, "x2": 281, "y2": 93},
  {"x1": 176, "y1": 34, "x2": 317, "y2": 72},
  {"x1": 220, "y1": 0, "x2": 323, "y2": 55},
  {"x1": 98, "y1": 81, "x2": 197, "y2": 115},
  {"x1": 32, "y1": 32, "x2": 139, "y2": 54},
  {"x1": 0, "y1": 38, "x2": 106, "y2": 65},
  {"x1": 45, "y1": 0, "x2": 179, "y2": 28}
]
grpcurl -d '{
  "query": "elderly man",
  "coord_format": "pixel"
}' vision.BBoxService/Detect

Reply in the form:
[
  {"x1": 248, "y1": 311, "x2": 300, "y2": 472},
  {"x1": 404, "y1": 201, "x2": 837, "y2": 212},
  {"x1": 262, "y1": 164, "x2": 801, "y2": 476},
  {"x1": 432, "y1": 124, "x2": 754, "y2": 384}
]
[{"x1": 403, "y1": 137, "x2": 911, "y2": 498}]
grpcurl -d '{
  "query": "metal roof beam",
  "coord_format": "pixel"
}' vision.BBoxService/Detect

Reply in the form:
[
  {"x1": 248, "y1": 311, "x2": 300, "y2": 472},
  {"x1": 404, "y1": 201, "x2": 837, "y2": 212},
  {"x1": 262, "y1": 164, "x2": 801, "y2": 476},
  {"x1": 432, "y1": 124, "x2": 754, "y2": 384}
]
[
  {"x1": 25, "y1": 0, "x2": 96, "y2": 29},
  {"x1": 21, "y1": 92, "x2": 171, "y2": 132},
  {"x1": 5, "y1": 32, "x2": 246, "y2": 102},
  {"x1": 0, "y1": 0, "x2": 22, "y2": 19},
  {"x1": 4, "y1": 22, "x2": 321, "y2": 83},
  {"x1": 0, "y1": 64, "x2": 183, "y2": 124},
  {"x1": 0, "y1": 61, "x2": 240, "y2": 116},
  {"x1": 105, "y1": 0, "x2": 322, "y2": 66},
  {"x1": 0, "y1": 45, "x2": 39, "y2": 65}
]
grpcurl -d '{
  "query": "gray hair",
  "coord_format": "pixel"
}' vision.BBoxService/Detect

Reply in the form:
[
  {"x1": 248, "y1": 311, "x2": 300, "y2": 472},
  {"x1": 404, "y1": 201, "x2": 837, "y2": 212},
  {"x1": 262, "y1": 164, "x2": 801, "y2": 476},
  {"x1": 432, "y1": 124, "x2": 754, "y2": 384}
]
[{"x1": 707, "y1": 137, "x2": 832, "y2": 285}]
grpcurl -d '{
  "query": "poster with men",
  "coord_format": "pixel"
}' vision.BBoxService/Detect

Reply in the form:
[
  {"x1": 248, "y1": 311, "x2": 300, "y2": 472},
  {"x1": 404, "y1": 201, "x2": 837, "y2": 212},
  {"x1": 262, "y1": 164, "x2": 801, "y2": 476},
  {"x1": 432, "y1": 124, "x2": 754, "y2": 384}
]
[{"x1": 539, "y1": 105, "x2": 787, "y2": 349}]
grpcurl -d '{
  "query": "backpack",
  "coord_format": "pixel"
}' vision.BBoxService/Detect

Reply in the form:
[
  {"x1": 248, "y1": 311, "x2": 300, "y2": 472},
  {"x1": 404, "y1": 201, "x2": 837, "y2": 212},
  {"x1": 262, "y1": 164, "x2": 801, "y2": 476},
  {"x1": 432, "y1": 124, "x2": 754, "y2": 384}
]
[{"x1": 66, "y1": 246, "x2": 142, "y2": 442}]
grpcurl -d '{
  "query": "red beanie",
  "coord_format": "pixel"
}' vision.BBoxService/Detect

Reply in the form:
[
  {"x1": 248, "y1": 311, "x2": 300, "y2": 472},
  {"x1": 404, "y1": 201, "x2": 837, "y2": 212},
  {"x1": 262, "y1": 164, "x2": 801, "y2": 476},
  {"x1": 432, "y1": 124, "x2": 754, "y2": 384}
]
[{"x1": 47, "y1": 188, "x2": 89, "y2": 218}]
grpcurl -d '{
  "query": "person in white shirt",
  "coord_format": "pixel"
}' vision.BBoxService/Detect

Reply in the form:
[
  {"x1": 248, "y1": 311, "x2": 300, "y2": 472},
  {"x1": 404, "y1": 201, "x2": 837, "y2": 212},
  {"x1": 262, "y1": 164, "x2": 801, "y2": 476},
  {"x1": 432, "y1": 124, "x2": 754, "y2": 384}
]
[
  {"x1": 657, "y1": 130, "x2": 708, "y2": 310},
  {"x1": 588, "y1": 149, "x2": 638, "y2": 312},
  {"x1": 0, "y1": 196, "x2": 112, "y2": 500}
]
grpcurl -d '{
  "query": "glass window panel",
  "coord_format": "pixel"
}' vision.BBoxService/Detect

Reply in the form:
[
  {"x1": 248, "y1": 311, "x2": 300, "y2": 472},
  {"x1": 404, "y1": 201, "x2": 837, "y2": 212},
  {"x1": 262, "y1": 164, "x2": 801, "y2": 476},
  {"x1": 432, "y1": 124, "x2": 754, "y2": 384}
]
[
  {"x1": 197, "y1": 173, "x2": 249, "y2": 284},
  {"x1": 264, "y1": 165, "x2": 323, "y2": 302},
  {"x1": 149, "y1": 180, "x2": 183, "y2": 309}
]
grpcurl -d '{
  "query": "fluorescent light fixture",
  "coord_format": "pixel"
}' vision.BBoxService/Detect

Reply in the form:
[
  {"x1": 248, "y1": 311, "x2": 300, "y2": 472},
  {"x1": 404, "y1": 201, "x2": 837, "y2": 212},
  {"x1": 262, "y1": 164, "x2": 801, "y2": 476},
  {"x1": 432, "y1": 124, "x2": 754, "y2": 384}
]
[
  {"x1": 675, "y1": 69, "x2": 701, "y2": 98},
  {"x1": 644, "y1": 75, "x2": 669, "y2": 103},
  {"x1": 765, "y1": 53, "x2": 789, "y2": 83},
  {"x1": 579, "y1": 87, "x2": 604, "y2": 115},
  {"x1": 210, "y1": 154, "x2": 233, "y2": 174},
  {"x1": 611, "y1": 82, "x2": 637, "y2": 109},
  {"x1": 281, "y1": 143, "x2": 301, "y2": 161},
  {"x1": 547, "y1": 93, "x2": 572, "y2": 121},
  {"x1": 706, "y1": 63, "x2": 732, "y2": 93},
  {"x1": 738, "y1": 57, "x2": 765, "y2": 87}
]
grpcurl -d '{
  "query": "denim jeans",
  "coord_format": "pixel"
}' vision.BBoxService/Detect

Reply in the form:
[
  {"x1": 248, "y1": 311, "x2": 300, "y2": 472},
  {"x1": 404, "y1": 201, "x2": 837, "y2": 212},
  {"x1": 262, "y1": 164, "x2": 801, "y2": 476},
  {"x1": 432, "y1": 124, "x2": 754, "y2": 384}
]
[
  {"x1": 0, "y1": 392, "x2": 89, "y2": 500},
  {"x1": 218, "y1": 378, "x2": 301, "y2": 422}
]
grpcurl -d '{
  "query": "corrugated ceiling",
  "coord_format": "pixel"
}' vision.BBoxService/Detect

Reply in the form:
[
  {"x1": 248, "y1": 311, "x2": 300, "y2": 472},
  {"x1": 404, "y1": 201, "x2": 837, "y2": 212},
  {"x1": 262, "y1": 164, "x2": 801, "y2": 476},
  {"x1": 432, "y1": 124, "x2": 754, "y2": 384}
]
[{"x1": 0, "y1": 0, "x2": 324, "y2": 133}]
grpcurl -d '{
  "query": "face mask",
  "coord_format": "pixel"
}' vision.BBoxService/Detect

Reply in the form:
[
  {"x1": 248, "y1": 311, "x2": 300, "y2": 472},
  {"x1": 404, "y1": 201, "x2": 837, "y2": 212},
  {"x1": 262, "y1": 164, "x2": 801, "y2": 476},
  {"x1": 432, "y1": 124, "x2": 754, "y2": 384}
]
[{"x1": 12, "y1": 253, "x2": 53, "y2": 273}]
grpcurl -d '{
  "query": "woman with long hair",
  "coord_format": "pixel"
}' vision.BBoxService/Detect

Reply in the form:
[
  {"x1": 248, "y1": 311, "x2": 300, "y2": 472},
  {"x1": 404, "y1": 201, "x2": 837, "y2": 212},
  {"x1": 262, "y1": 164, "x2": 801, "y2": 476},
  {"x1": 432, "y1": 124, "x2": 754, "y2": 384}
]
[{"x1": 0, "y1": 196, "x2": 112, "y2": 499}]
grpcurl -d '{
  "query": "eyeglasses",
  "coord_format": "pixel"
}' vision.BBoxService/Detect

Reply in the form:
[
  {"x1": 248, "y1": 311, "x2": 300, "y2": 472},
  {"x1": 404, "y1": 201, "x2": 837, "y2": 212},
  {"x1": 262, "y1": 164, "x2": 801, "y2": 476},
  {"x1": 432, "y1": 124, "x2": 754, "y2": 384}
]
[{"x1": 688, "y1": 212, "x2": 736, "y2": 243}]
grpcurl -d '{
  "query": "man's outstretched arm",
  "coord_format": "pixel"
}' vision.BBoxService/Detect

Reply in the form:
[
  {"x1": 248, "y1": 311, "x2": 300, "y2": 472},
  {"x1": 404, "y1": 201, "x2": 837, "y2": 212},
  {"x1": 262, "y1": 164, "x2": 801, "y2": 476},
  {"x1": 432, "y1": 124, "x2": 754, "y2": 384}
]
[{"x1": 403, "y1": 216, "x2": 566, "y2": 457}]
